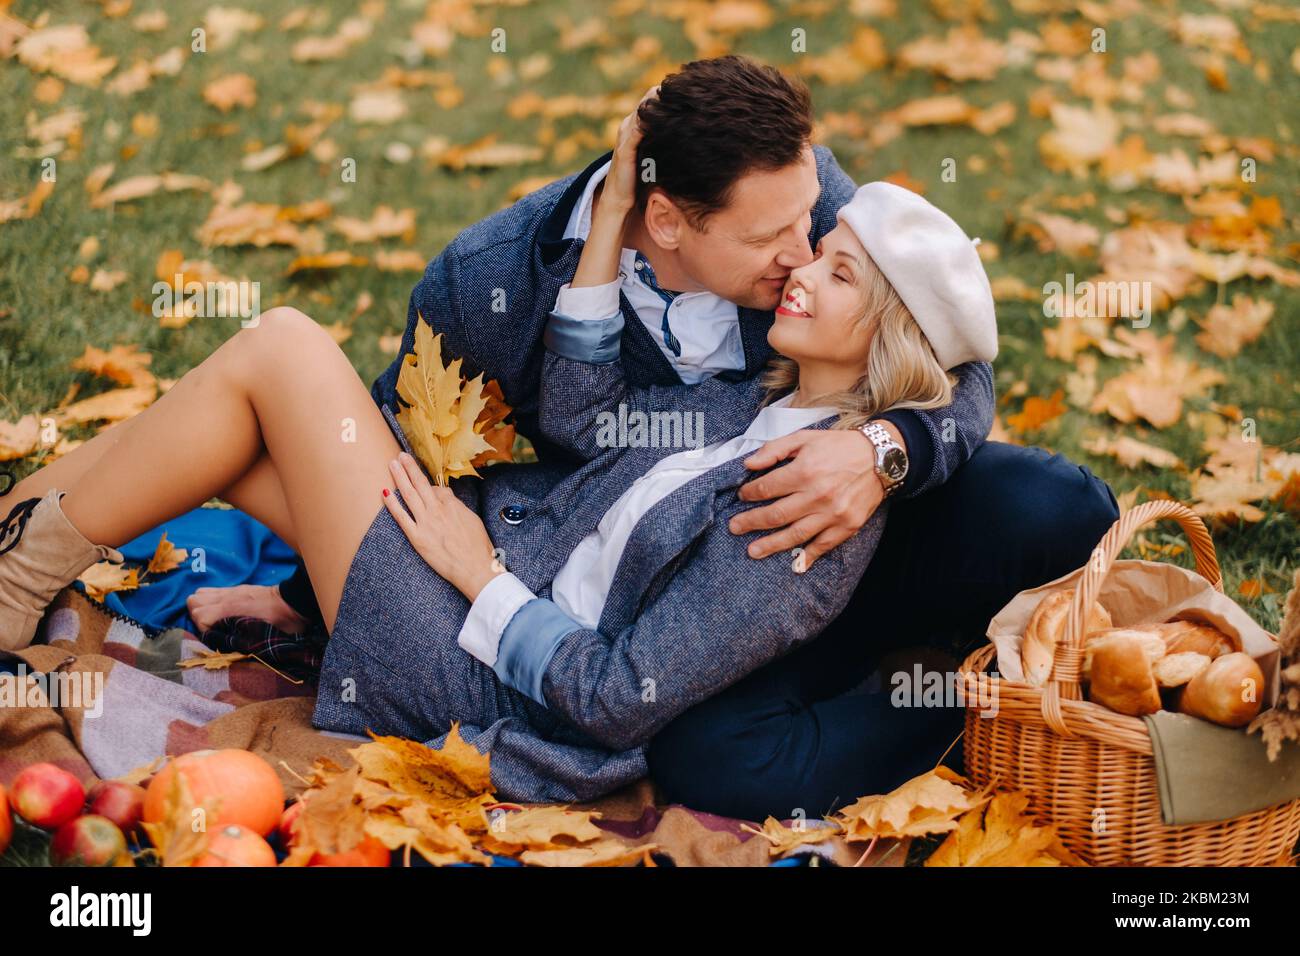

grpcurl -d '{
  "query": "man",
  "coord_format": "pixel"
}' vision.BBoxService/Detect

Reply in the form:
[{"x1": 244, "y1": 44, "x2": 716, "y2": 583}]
[{"x1": 193, "y1": 56, "x2": 1118, "y2": 819}]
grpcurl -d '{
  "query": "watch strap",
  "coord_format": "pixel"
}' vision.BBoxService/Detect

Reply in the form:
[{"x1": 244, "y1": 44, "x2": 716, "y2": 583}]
[{"x1": 860, "y1": 422, "x2": 907, "y2": 497}]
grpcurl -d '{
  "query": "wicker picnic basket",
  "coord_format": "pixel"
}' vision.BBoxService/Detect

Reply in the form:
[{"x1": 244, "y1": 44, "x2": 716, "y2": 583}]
[{"x1": 957, "y1": 499, "x2": 1300, "y2": 866}]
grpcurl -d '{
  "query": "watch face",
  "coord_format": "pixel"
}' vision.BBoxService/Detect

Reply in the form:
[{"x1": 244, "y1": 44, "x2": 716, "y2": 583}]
[{"x1": 881, "y1": 447, "x2": 908, "y2": 481}]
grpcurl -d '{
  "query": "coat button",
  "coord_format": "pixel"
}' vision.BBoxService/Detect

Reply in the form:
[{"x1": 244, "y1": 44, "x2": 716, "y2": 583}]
[{"x1": 499, "y1": 504, "x2": 526, "y2": 525}]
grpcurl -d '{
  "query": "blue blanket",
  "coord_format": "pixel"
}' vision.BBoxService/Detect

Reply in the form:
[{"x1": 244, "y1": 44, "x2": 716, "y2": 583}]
[{"x1": 106, "y1": 506, "x2": 298, "y2": 633}]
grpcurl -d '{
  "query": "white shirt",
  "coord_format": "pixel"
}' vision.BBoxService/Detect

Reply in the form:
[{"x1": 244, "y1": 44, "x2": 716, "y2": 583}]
[
  {"x1": 558, "y1": 160, "x2": 744, "y2": 385},
  {"x1": 458, "y1": 393, "x2": 836, "y2": 665}
]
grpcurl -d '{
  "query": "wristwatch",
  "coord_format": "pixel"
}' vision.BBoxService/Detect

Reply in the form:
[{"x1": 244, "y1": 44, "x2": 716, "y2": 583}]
[{"x1": 860, "y1": 421, "x2": 908, "y2": 498}]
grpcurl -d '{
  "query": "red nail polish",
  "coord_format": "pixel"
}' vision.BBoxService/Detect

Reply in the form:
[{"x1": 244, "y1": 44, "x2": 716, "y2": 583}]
[{"x1": 382, "y1": 488, "x2": 390, "y2": 497}]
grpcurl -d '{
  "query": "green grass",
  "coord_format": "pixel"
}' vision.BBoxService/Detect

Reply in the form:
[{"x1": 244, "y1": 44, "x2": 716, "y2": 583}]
[{"x1": 1, "y1": 0, "x2": 1297, "y2": 630}]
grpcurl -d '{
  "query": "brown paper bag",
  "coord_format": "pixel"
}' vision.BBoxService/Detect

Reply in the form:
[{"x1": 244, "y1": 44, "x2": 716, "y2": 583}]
[{"x1": 985, "y1": 558, "x2": 1280, "y2": 707}]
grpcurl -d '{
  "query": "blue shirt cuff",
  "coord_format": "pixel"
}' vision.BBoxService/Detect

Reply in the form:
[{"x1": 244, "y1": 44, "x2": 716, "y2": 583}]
[
  {"x1": 543, "y1": 309, "x2": 624, "y2": 364},
  {"x1": 875, "y1": 410, "x2": 934, "y2": 499},
  {"x1": 493, "y1": 597, "x2": 583, "y2": 706}
]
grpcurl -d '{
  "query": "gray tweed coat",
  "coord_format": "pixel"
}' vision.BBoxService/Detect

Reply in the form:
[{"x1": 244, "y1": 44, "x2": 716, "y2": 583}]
[{"x1": 313, "y1": 355, "x2": 888, "y2": 803}]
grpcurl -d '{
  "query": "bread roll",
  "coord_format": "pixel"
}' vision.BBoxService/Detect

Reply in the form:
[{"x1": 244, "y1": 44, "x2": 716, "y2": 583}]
[
  {"x1": 1082, "y1": 628, "x2": 1166, "y2": 677},
  {"x1": 1152, "y1": 651, "x2": 1212, "y2": 689},
  {"x1": 1022, "y1": 589, "x2": 1113, "y2": 687},
  {"x1": 1177, "y1": 652, "x2": 1265, "y2": 728},
  {"x1": 1087, "y1": 634, "x2": 1162, "y2": 716},
  {"x1": 1157, "y1": 620, "x2": 1239, "y2": 659}
]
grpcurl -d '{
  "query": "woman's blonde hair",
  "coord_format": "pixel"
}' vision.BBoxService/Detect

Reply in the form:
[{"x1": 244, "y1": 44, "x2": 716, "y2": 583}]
[{"x1": 760, "y1": 250, "x2": 956, "y2": 429}]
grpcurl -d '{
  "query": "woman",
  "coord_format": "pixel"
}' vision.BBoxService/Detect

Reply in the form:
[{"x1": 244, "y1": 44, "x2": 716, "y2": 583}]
[{"x1": 0, "y1": 138, "x2": 996, "y2": 802}]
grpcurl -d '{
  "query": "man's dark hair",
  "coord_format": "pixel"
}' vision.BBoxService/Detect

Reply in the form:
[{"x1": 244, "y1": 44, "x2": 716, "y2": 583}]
[{"x1": 634, "y1": 55, "x2": 814, "y2": 231}]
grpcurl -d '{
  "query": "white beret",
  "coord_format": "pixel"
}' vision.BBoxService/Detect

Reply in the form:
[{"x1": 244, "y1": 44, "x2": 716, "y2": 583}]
[{"x1": 835, "y1": 182, "x2": 998, "y2": 370}]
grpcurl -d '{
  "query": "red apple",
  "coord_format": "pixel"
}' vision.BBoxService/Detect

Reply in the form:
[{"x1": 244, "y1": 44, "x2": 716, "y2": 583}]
[
  {"x1": 11, "y1": 763, "x2": 86, "y2": 830},
  {"x1": 50, "y1": 815, "x2": 129, "y2": 866},
  {"x1": 0, "y1": 784, "x2": 12, "y2": 857},
  {"x1": 277, "y1": 799, "x2": 305, "y2": 847},
  {"x1": 86, "y1": 780, "x2": 146, "y2": 839}
]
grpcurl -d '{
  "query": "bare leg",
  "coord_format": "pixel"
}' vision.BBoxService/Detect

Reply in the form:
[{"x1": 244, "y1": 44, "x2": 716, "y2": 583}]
[
  {"x1": 3, "y1": 402, "x2": 310, "y2": 634},
  {"x1": 5, "y1": 421, "x2": 132, "y2": 505},
  {"x1": 217, "y1": 453, "x2": 297, "y2": 550},
  {"x1": 187, "y1": 456, "x2": 310, "y2": 634},
  {"x1": 4, "y1": 415, "x2": 298, "y2": 549},
  {"x1": 42, "y1": 307, "x2": 399, "y2": 631}
]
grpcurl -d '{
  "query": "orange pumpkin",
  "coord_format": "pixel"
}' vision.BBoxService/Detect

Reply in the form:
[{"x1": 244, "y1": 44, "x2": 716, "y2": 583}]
[
  {"x1": 309, "y1": 834, "x2": 391, "y2": 868},
  {"x1": 193, "y1": 824, "x2": 277, "y2": 867},
  {"x1": 144, "y1": 750, "x2": 285, "y2": 837}
]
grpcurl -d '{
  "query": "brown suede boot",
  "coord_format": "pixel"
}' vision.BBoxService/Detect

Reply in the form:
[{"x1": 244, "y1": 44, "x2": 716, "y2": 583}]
[{"x1": 0, "y1": 489, "x2": 123, "y2": 651}]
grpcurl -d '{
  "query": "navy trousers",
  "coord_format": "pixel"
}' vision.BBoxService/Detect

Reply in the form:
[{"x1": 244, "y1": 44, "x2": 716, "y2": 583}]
[{"x1": 644, "y1": 441, "x2": 1120, "y2": 822}]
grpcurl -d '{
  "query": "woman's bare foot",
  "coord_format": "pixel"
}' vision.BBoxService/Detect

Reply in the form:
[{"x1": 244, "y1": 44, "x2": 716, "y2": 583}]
[{"x1": 186, "y1": 584, "x2": 308, "y2": 635}]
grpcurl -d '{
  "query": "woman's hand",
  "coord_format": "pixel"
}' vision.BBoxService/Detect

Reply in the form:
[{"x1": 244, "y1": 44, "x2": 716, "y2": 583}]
[
  {"x1": 382, "y1": 452, "x2": 502, "y2": 602},
  {"x1": 569, "y1": 85, "x2": 659, "y2": 293}
]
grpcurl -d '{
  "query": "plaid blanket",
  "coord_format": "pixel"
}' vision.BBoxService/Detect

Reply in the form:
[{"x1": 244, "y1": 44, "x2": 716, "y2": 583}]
[
  {"x1": 201, "y1": 615, "x2": 330, "y2": 682},
  {"x1": 0, "y1": 588, "x2": 899, "y2": 867}
]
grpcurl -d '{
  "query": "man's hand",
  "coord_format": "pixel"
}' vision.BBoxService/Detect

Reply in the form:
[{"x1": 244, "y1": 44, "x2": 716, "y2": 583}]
[
  {"x1": 602, "y1": 84, "x2": 658, "y2": 213},
  {"x1": 729, "y1": 423, "x2": 903, "y2": 570}
]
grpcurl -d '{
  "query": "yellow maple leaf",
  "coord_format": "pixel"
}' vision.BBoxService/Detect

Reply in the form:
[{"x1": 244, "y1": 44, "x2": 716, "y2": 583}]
[
  {"x1": 280, "y1": 765, "x2": 374, "y2": 865},
  {"x1": 1081, "y1": 434, "x2": 1183, "y2": 471},
  {"x1": 145, "y1": 531, "x2": 188, "y2": 575},
  {"x1": 478, "y1": 806, "x2": 605, "y2": 856},
  {"x1": 1006, "y1": 389, "x2": 1067, "y2": 434},
  {"x1": 925, "y1": 791, "x2": 1086, "y2": 867},
  {"x1": 740, "y1": 816, "x2": 841, "y2": 857},
  {"x1": 52, "y1": 385, "x2": 156, "y2": 427},
  {"x1": 114, "y1": 757, "x2": 166, "y2": 788},
  {"x1": 1090, "y1": 330, "x2": 1225, "y2": 430},
  {"x1": 473, "y1": 379, "x2": 516, "y2": 467},
  {"x1": 282, "y1": 757, "x2": 491, "y2": 867},
  {"x1": 71, "y1": 344, "x2": 156, "y2": 388},
  {"x1": 350, "y1": 723, "x2": 494, "y2": 815},
  {"x1": 385, "y1": 801, "x2": 491, "y2": 866},
  {"x1": 1239, "y1": 579, "x2": 1275, "y2": 600},
  {"x1": 1194, "y1": 295, "x2": 1274, "y2": 359},
  {"x1": 835, "y1": 766, "x2": 988, "y2": 841},
  {"x1": 0, "y1": 415, "x2": 40, "y2": 462},
  {"x1": 395, "y1": 321, "x2": 497, "y2": 485},
  {"x1": 284, "y1": 251, "x2": 368, "y2": 275},
  {"x1": 178, "y1": 648, "x2": 250, "y2": 670},
  {"x1": 519, "y1": 840, "x2": 655, "y2": 867},
  {"x1": 138, "y1": 767, "x2": 216, "y2": 867},
  {"x1": 1189, "y1": 435, "x2": 1300, "y2": 523},
  {"x1": 79, "y1": 562, "x2": 139, "y2": 601}
]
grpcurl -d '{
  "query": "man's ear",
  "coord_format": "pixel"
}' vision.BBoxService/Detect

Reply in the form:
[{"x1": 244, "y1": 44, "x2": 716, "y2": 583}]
[{"x1": 642, "y1": 191, "x2": 685, "y2": 251}]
